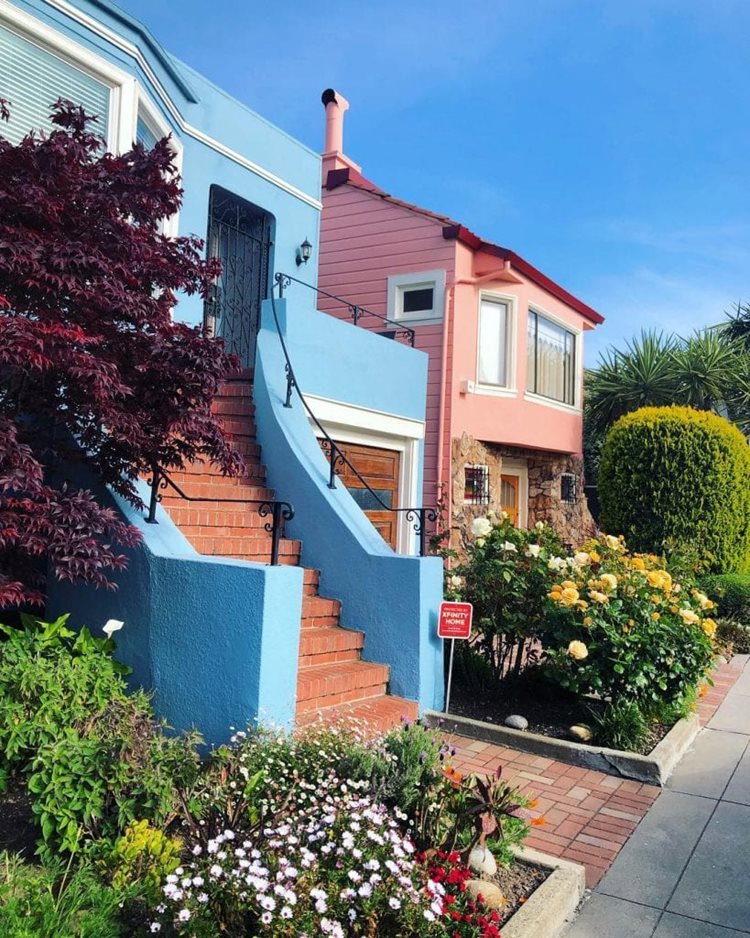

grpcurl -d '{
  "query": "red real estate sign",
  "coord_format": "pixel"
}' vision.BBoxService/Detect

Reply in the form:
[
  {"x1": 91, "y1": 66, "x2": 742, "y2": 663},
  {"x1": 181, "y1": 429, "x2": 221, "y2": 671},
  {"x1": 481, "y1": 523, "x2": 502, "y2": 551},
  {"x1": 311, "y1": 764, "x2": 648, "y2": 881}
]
[{"x1": 438, "y1": 602, "x2": 473, "y2": 640}]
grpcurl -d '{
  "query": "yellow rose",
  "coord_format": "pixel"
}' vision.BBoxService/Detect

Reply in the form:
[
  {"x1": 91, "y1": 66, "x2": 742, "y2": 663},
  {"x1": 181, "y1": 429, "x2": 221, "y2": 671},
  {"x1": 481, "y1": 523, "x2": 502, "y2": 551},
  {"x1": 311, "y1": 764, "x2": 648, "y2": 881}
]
[
  {"x1": 679, "y1": 608, "x2": 700, "y2": 626},
  {"x1": 702, "y1": 618, "x2": 717, "y2": 638},
  {"x1": 651, "y1": 612, "x2": 661, "y2": 621},
  {"x1": 576, "y1": 600, "x2": 590, "y2": 611},
  {"x1": 583, "y1": 616, "x2": 593, "y2": 627},
  {"x1": 567, "y1": 640, "x2": 588, "y2": 660},
  {"x1": 559, "y1": 587, "x2": 581, "y2": 606},
  {"x1": 599, "y1": 573, "x2": 618, "y2": 592},
  {"x1": 604, "y1": 534, "x2": 623, "y2": 551},
  {"x1": 650, "y1": 594, "x2": 662, "y2": 605},
  {"x1": 589, "y1": 590, "x2": 609, "y2": 605},
  {"x1": 630, "y1": 557, "x2": 646, "y2": 571},
  {"x1": 590, "y1": 550, "x2": 602, "y2": 563},
  {"x1": 561, "y1": 580, "x2": 579, "y2": 590},
  {"x1": 692, "y1": 591, "x2": 713, "y2": 611}
]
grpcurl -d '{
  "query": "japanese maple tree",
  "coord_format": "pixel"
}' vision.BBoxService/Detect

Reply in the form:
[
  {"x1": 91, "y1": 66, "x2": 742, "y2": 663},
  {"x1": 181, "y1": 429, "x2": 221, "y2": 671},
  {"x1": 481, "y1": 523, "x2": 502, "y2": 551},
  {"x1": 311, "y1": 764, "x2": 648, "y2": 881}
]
[{"x1": 0, "y1": 99, "x2": 242, "y2": 608}]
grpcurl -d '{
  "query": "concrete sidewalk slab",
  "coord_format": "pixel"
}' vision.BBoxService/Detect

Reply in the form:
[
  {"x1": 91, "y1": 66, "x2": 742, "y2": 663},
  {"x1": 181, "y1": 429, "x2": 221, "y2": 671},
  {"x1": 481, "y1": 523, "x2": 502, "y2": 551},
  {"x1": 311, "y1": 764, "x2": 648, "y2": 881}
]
[
  {"x1": 667, "y1": 800, "x2": 750, "y2": 932},
  {"x1": 563, "y1": 894, "x2": 661, "y2": 937},
  {"x1": 667, "y1": 728, "x2": 748, "y2": 798},
  {"x1": 724, "y1": 745, "x2": 750, "y2": 806},
  {"x1": 597, "y1": 790, "x2": 715, "y2": 908}
]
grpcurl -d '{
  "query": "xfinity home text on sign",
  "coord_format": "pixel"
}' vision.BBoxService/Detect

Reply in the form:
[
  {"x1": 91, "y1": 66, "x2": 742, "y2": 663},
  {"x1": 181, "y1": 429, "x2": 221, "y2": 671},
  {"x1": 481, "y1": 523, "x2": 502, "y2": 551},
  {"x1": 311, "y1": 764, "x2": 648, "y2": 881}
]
[{"x1": 437, "y1": 601, "x2": 473, "y2": 640}]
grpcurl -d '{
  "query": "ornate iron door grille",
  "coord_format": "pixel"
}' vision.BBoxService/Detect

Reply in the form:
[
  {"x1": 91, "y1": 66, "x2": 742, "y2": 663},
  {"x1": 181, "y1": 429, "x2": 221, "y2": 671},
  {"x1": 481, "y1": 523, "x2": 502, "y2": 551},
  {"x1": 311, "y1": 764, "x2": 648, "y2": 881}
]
[{"x1": 204, "y1": 186, "x2": 272, "y2": 369}]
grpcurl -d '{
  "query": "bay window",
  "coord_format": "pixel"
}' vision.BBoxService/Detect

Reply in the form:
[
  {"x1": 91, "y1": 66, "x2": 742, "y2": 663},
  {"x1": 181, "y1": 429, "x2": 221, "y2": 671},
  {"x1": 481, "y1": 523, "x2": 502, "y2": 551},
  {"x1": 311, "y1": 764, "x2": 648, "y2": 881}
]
[{"x1": 526, "y1": 310, "x2": 577, "y2": 406}]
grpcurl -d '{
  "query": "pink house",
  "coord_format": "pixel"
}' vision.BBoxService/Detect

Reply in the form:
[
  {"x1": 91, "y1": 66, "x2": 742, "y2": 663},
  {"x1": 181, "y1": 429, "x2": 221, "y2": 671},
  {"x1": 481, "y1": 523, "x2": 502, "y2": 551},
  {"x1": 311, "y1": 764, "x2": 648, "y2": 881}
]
[{"x1": 317, "y1": 90, "x2": 604, "y2": 547}]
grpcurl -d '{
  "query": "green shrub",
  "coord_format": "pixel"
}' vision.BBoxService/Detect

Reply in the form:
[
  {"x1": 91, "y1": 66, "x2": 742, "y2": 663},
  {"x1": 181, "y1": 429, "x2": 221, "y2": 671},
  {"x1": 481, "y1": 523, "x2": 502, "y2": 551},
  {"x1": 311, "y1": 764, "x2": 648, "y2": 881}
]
[
  {"x1": 0, "y1": 853, "x2": 130, "y2": 938},
  {"x1": 108, "y1": 820, "x2": 181, "y2": 900},
  {"x1": 0, "y1": 615, "x2": 129, "y2": 778},
  {"x1": 702, "y1": 573, "x2": 750, "y2": 621},
  {"x1": 598, "y1": 406, "x2": 750, "y2": 574}
]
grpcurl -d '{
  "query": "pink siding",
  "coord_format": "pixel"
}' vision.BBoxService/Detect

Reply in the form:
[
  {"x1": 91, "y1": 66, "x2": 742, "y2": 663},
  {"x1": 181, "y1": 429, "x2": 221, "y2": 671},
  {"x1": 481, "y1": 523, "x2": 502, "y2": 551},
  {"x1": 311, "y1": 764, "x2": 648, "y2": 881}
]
[{"x1": 319, "y1": 185, "x2": 454, "y2": 506}]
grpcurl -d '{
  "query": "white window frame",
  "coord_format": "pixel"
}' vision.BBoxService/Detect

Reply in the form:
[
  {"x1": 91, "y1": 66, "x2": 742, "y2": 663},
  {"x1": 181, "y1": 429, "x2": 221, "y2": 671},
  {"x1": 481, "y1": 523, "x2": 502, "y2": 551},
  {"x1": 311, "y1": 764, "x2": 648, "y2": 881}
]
[
  {"x1": 386, "y1": 269, "x2": 445, "y2": 325},
  {"x1": 0, "y1": 1, "x2": 181, "y2": 233},
  {"x1": 524, "y1": 304, "x2": 583, "y2": 413},
  {"x1": 499, "y1": 458, "x2": 528, "y2": 528},
  {"x1": 474, "y1": 290, "x2": 518, "y2": 396},
  {"x1": 304, "y1": 394, "x2": 424, "y2": 555}
]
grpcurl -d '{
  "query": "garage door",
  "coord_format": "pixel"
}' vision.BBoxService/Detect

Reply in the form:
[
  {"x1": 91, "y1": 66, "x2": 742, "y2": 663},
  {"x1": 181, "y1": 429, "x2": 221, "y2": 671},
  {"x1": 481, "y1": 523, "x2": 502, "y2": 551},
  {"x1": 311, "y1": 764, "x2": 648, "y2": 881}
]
[{"x1": 320, "y1": 439, "x2": 401, "y2": 549}]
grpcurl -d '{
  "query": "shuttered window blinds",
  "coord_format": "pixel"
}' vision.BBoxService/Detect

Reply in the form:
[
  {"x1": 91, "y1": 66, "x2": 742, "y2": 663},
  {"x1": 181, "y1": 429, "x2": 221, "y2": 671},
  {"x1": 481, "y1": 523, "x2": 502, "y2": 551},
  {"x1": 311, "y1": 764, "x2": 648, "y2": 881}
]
[
  {"x1": 0, "y1": 22, "x2": 111, "y2": 146},
  {"x1": 136, "y1": 115, "x2": 158, "y2": 149}
]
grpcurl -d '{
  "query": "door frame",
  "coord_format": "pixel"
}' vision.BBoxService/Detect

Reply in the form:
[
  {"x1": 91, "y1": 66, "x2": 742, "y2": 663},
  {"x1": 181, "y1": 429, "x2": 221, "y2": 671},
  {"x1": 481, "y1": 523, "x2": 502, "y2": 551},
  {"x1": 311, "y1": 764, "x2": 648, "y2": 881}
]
[
  {"x1": 499, "y1": 457, "x2": 528, "y2": 528},
  {"x1": 305, "y1": 395, "x2": 424, "y2": 555}
]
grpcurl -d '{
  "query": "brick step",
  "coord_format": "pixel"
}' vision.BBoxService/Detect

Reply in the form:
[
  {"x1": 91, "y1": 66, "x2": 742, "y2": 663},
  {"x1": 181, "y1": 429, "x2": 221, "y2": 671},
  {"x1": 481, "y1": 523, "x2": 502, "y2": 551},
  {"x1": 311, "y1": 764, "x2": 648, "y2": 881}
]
[
  {"x1": 298, "y1": 627, "x2": 364, "y2": 668},
  {"x1": 226, "y1": 439, "x2": 264, "y2": 461},
  {"x1": 301, "y1": 595, "x2": 341, "y2": 624},
  {"x1": 161, "y1": 480, "x2": 272, "y2": 501},
  {"x1": 304, "y1": 569, "x2": 320, "y2": 596},
  {"x1": 165, "y1": 506, "x2": 278, "y2": 529},
  {"x1": 188, "y1": 533, "x2": 302, "y2": 557},
  {"x1": 296, "y1": 695, "x2": 419, "y2": 733},
  {"x1": 219, "y1": 419, "x2": 259, "y2": 443},
  {"x1": 211, "y1": 398, "x2": 256, "y2": 417},
  {"x1": 227, "y1": 551, "x2": 300, "y2": 566},
  {"x1": 168, "y1": 463, "x2": 267, "y2": 484},
  {"x1": 296, "y1": 660, "x2": 390, "y2": 712}
]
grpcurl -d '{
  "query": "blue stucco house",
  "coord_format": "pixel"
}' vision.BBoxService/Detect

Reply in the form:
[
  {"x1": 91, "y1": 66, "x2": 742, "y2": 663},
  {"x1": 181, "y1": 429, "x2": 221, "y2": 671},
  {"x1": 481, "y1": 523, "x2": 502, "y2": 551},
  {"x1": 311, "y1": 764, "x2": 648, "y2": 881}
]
[{"x1": 1, "y1": 0, "x2": 444, "y2": 743}]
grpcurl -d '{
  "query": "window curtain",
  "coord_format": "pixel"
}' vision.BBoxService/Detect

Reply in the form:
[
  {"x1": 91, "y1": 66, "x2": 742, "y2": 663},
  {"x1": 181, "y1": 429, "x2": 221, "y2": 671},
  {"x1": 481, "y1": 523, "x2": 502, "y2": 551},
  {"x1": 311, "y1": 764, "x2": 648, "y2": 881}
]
[
  {"x1": 527, "y1": 311, "x2": 576, "y2": 404},
  {"x1": 0, "y1": 23, "x2": 110, "y2": 146}
]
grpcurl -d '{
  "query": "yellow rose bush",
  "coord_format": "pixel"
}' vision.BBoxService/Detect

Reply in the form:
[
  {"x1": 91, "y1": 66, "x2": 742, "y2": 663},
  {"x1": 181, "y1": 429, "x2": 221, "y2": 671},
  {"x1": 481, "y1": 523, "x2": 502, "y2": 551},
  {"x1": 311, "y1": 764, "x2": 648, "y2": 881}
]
[{"x1": 544, "y1": 534, "x2": 716, "y2": 746}]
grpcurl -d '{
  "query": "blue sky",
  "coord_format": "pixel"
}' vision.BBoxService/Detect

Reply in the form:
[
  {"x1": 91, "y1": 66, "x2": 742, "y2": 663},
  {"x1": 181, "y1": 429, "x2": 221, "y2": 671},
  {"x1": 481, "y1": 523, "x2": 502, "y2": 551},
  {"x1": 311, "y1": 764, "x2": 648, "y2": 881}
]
[{"x1": 118, "y1": 0, "x2": 750, "y2": 364}]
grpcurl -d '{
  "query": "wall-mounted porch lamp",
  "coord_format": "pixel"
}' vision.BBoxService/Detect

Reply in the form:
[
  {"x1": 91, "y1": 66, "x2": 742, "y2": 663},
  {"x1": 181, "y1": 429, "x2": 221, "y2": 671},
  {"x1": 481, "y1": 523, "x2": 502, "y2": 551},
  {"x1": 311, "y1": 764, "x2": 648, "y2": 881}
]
[{"x1": 296, "y1": 237, "x2": 313, "y2": 266}]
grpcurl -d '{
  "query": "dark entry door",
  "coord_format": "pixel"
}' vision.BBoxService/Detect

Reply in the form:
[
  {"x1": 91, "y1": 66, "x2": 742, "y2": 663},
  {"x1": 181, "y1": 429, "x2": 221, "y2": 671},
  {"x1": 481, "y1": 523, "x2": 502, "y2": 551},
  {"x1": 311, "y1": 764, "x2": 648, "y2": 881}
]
[{"x1": 204, "y1": 185, "x2": 272, "y2": 370}]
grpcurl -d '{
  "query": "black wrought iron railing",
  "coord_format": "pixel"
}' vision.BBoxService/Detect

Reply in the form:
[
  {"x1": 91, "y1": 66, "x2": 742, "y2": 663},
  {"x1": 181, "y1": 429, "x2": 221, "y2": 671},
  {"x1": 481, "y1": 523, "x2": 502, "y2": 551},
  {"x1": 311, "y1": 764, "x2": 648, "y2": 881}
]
[
  {"x1": 276, "y1": 272, "x2": 416, "y2": 347},
  {"x1": 145, "y1": 464, "x2": 294, "y2": 566},
  {"x1": 271, "y1": 273, "x2": 436, "y2": 555}
]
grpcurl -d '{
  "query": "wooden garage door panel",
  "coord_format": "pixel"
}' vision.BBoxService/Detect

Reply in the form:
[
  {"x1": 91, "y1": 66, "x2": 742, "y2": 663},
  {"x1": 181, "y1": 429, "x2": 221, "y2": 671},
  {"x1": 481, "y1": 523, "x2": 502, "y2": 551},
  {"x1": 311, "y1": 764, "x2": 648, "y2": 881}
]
[{"x1": 319, "y1": 439, "x2": 401, "y2": 549}]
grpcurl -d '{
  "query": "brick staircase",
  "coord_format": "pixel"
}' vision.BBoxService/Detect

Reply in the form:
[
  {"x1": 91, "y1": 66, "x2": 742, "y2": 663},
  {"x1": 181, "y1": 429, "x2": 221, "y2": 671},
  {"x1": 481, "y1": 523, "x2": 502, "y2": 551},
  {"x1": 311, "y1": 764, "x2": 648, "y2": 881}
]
[{"x1": 160, "y1": 372, "x2": 418, "y2": 733}]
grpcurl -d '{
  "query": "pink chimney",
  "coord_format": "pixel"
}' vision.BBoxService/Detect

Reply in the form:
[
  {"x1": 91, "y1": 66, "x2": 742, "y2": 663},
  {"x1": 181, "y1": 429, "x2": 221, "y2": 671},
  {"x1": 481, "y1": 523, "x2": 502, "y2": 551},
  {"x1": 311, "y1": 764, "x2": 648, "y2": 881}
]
[{"x1": 321, "y1": 88, "x2": 361, "y2": 177}]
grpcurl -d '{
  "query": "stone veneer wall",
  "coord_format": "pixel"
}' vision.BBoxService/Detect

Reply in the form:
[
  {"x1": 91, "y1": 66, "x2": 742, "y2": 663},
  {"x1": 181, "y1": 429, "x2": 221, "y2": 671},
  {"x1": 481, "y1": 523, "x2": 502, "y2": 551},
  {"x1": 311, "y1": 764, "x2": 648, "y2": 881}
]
[{"x1": 451, "y1": 433, "x2": 596, "y2": 550}]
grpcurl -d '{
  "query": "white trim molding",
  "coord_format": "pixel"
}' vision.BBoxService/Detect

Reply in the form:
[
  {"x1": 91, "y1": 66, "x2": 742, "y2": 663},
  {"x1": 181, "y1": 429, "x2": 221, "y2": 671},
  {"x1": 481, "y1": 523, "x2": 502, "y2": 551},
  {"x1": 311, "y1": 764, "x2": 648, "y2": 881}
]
[
  {"x1": 525, "y1": 301, "x2": 584, "y2": 411},
  {"x1": 387, "y1": 269, "x2": 446, "y2": 325},
  {"x1": 25, "y1": 0, "x2": 322, "y2": 209},
  {"x1": 474, "y1": 289, "x2": 518, "y2": 393},
  {"x1": 304, "y1": 394, "x2": 425, "y2": 555}
]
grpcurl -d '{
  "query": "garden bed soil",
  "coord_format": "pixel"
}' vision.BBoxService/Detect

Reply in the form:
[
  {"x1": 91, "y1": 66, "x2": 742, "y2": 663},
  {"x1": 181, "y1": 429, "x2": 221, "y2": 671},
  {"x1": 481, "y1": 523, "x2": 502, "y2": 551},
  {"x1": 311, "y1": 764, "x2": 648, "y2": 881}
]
[
  {"x1": 450, "y1": 670, "x2": 670, "y2": 755},
  {"x1": 0, "y1": 781, "x2": 37, "y2": 860},
  {"x1": 491, "y1": 860, "x2": 549, "y2": 927}
]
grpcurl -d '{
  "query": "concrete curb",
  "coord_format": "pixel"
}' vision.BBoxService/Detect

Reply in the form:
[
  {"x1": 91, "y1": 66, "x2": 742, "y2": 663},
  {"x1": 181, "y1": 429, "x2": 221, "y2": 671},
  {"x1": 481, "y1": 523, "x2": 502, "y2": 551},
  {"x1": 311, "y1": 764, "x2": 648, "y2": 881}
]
[
  {"x1": 425, "y1": 710, "x2": 700, "y2": 785},
  {"x1": 502, "y1": 845, "x2": 585, "y2": 938}
]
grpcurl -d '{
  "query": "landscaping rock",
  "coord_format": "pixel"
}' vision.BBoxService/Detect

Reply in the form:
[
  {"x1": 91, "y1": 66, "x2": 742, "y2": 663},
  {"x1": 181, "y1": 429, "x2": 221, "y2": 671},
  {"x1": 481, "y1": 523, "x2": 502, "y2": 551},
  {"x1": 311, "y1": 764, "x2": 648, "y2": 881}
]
[
  {"x1": 504, "y1": 714, "x2": 529, "y2": 730},
  {"x1": 569, "y1": 723, "x2": 594, "y2": 743},
  {"x1": 468, "y1": 845, "x2": 498, "y2": 877},
  {"x1": 465, "y1": 879, "x2": 506, "y2": 909}
]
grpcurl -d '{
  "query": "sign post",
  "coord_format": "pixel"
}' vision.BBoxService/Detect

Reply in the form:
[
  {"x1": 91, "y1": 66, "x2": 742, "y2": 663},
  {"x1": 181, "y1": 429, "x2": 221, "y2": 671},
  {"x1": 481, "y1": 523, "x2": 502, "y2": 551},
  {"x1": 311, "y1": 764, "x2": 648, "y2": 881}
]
[{"x1": 437, "y1": 601, "x2": 473, "y2": 713}]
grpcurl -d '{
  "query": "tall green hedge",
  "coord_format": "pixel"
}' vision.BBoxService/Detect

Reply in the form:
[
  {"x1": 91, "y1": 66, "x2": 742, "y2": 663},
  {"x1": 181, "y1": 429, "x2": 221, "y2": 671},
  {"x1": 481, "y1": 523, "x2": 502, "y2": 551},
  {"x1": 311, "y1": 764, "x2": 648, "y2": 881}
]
[{"x1": 599, "y1": 406, "x2": 750, "y2": 573}]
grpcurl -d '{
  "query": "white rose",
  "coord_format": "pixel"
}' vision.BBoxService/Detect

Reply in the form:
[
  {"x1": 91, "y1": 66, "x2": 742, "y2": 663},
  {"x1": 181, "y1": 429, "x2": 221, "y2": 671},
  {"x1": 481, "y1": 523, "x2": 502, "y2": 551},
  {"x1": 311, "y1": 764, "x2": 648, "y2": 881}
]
[
  {"x1": 449, "y1": 574, "x2": 463, "y2": 589},
  {"x1": 471, "y1": 517, "x2": 492, "y2": 538},
  {"x1": 502, "y1": 541, "x2": 517, "y2": 552},
  {"x1": 526, "y1": 544, "x2": 541, "y2": 558},
  {"x1": 535, "y1": 521, "x2": 545, "y2": 531},
  {"x1": 475, "y1": 538, "x2": 486, "y2": 548},
  {"x1": 548, "y1": 556, "x2": 567, "y2": 571},
  {"x1": 572, "y1": 552, "x2": 590, "y2": 567}
]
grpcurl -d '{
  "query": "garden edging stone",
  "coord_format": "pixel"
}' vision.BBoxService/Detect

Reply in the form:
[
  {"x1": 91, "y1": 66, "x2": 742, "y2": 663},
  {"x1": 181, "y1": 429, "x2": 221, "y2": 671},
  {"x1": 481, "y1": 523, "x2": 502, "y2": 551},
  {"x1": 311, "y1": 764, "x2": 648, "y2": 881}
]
[
  {"x1": 502, "y1": 845, "x2": 585, "y2": 938},
  {"x1": 426, "y1": 710, "x2": 700, "y2": 785}
]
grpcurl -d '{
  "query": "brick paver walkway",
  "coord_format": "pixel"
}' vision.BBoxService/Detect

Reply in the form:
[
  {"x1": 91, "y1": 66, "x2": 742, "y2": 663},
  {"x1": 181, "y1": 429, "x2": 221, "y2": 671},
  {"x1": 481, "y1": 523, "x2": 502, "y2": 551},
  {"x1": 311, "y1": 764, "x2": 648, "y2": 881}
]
[{"x1": 450, "y1": 656, "x2": 743, "y2": 888}]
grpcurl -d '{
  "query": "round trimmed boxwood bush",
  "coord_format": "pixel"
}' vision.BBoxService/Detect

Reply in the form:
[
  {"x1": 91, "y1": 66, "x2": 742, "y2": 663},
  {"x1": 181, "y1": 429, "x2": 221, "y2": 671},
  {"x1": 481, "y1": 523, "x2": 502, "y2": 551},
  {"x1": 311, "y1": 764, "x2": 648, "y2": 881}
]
[{"x1": 599, "y1": 406, "x2": 750, "y2": 574}]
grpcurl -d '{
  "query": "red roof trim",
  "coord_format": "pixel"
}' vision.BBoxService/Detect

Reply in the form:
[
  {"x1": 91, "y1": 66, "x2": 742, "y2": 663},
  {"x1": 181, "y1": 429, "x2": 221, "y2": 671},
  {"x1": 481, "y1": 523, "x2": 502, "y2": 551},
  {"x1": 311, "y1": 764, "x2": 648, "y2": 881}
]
[{"x1": 442, "y1": 226, "x2": 604, "y2": 325}]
